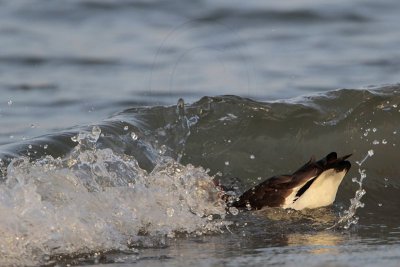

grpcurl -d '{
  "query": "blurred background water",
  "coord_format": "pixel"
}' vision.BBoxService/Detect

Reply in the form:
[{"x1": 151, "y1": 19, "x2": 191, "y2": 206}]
[
  {"x1": 1, "y1": 1, "x2": 400, "y2": 266},
  {"x1": 1, "y1": 0, "x2": 400, "y2": 144}
]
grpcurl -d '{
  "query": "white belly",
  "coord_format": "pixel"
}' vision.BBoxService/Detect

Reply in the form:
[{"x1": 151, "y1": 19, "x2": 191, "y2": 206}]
[{"x1": 283, "y1": 169, "x2": 347, "y2": 210}]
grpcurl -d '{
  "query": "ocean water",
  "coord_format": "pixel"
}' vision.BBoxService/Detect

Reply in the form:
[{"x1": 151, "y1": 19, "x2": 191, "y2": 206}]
[{"x1": 1, "y1": 0, "x2": 400, "y2": 266}]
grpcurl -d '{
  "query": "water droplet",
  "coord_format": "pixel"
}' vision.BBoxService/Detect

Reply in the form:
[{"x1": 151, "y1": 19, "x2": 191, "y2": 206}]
[
  {"x1": 43, "y1": 144, "x2": 48, "y2": 149},
  {"x1": 368, "y1": 150, "x2": 374, "y2": 156},
  {"x1": 177, "y1": 98, "x2": 184, "y2": 109},
  {"x1": 159, "y1": 145, "x2": 167, "y2": 155},
  {"x1": 382, "y1": 139, "x2": 387, "y2": 144},
  {"x1": 372, "y1": 128, "x2": 377, "y2": 132},
  {"x1": 7, "y1": 100, "x2": 12, "y2": 106},
  {"x1": 166, "y1": 208, "x2": 175, "y2": 217},
  {"x1": 257, "y1": 177, "x2": 262, "y2": 180},
  {"x1": 228, "y1": 207, "x2": 239, "y2": 215},
  {"x1": 88, "y1": 126, "x2": 102, "y2": 144},
  {"x1": 224, "y1": 161, "x2": 230, "y2": 166},
  {"x1": 378, "y1": 203, "x2": 382, "y2": 207},
  {"x1": 394, "y1": 131, "x2": 397, "y2": 135},
  {"x1": 363, "y1": 132, "x2": 368, "y2": 137},
  {"x1": 131, "y1": 132, "x2": 138, "y2": 141},
  {"x1": 92, "y1": 126, "x2": 101, "y2": 137},
  {"x1": 176, "y1": 98, "x2": 185, "y2": 116},
  {"x1": 372, "y1": 140, "x2": 379, "y2": 145},
  {"x1": 28, "y1": 145, "x2": 32, "y2": 149},
  {"x1": 124, "y1": 126, "x2": 129, "y2": 131},
  {"x1": 393, "y1": 104, "x2": 398, "y2": 108},
  {"x1": 250, "y1": 154, "x2": 255, "y2": 160},
  {"x1": 9, "y1": 135, "x2": 14, "y2": 139},
  {"x1": 207, "y1": 215, "x2": 213, "y2": 221},
  {"x1": 43, "y1": 254, "x2": 50, "y2": 261}
]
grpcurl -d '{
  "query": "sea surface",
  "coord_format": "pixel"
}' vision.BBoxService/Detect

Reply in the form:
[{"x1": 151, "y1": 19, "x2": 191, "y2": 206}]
[{"x1": 0, "y1": 1, "x2": 400, "y2": 266}]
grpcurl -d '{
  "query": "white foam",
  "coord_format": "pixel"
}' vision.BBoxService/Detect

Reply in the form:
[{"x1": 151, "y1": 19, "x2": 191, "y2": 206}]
[{"x1": 0, "y1": 130, "x2": 228, "y2": 266}]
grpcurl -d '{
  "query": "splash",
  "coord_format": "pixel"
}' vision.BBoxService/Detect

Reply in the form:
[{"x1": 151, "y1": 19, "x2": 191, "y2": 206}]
[
  {"x1": 329, "y1": 150, "x2": 374, "y2": 230},
  {"x1": 175, "y1": 98, "x2": 199, "y2": 162},
  {"x1": 0, "y1": 126, "x2": 228, "y2": 266}
]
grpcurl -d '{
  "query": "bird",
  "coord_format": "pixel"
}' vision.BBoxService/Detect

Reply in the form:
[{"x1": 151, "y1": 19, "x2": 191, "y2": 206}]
[{"x1": 231, "y1": 152, "x2": 351, "y2": 210}]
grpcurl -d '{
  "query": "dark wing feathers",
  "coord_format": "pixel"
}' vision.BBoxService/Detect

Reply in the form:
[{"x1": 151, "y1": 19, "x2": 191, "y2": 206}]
[
  {"x1": 266, "y1": 175, "x2": 294, "y2": 187},
  {"x1": 233, "y1": 175, "x2": 292, "y2": 209}
]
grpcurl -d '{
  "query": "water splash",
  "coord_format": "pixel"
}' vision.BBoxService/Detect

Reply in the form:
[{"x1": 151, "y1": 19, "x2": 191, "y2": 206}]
[
  {"x1": 174, "y1": 98, "x2": 199, "y2": 162},
  {"x1": 0, "y1": 126, "x2": 228, "y2": 266},
  {"x1": 329, "y1": 150, "x2": 374, "y2": 230}
]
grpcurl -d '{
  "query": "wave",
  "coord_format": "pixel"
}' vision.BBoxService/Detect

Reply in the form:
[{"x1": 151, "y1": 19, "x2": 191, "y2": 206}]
[{"x1": 0, "y1": 85, "x2": 399, "y2": 265}]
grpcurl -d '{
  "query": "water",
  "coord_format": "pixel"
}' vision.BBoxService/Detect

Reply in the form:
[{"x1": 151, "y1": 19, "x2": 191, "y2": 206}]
[{"x1": 1, "y1": 0, "x2": 400, "y2": 266}]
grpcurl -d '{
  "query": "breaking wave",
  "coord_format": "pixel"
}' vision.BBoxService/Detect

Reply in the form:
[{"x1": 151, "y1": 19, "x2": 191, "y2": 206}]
[{"x1": 0, "y1": 85, "x2": 399, "y2": 265}]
